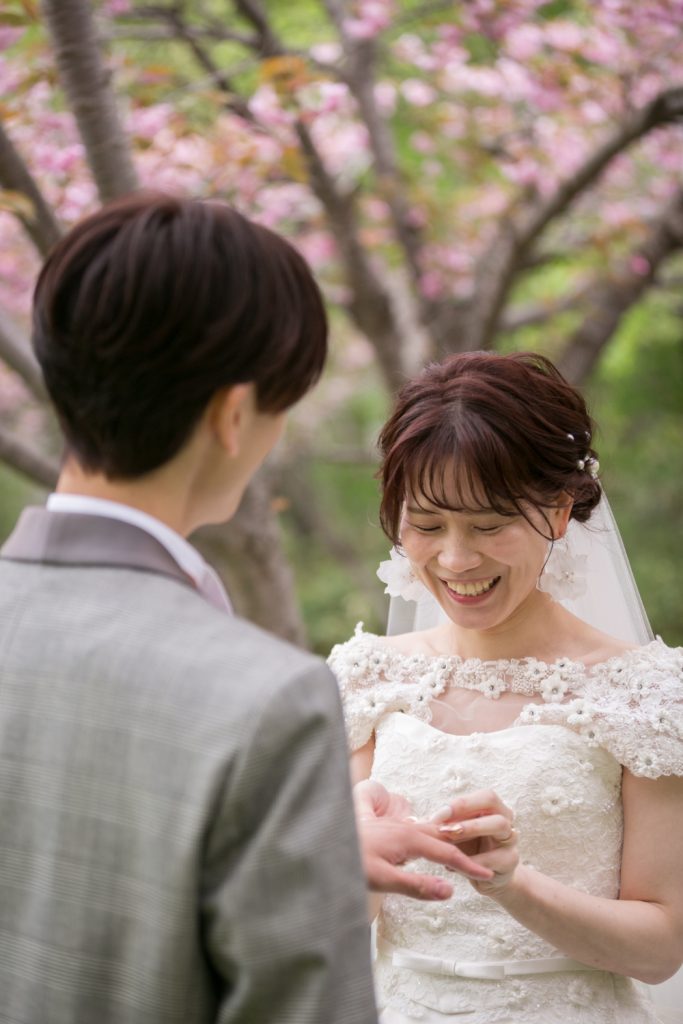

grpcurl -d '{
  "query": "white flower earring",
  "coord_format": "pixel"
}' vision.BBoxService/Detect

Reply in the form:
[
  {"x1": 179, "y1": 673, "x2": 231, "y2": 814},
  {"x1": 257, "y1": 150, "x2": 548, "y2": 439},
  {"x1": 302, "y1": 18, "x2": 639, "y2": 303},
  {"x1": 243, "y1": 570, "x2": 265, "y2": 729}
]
[
  {"x1": 376, "y1": 547, "x2": 431, "y2": 603},
  {"x1": 538, "y1": 529, "x2": 588, "y2": 602}
]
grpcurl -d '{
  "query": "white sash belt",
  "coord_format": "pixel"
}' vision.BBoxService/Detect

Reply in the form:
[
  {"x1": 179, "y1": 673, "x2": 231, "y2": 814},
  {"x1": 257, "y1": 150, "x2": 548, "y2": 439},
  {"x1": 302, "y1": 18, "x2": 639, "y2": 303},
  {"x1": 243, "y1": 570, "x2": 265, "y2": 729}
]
[{"x1": 378, "y1": 938, "x2": 597, "y2": 981}]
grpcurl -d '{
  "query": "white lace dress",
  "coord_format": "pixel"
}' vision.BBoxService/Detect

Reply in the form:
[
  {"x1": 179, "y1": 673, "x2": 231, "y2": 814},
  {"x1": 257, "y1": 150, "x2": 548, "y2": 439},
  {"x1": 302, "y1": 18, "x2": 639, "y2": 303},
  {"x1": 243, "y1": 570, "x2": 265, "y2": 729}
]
[{"x1": 329, "y1": 629, "x2": 683, "y2": 1024}]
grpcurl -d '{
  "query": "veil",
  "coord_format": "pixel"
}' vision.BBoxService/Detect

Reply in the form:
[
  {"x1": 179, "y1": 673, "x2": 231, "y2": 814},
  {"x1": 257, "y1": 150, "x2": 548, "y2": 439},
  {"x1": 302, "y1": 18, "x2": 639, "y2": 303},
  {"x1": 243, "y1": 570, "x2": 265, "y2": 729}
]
[{"x1": 385, "y1": 494, "x2": 653, "y2": 646}]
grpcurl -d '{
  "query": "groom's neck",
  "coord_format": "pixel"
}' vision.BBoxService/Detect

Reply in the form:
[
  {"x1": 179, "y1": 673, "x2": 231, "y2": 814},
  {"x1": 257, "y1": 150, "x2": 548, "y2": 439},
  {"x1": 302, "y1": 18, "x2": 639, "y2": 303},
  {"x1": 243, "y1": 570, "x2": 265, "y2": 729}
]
[{"x1": 52, "y1": 412, "x2": 241, "y2": 539}]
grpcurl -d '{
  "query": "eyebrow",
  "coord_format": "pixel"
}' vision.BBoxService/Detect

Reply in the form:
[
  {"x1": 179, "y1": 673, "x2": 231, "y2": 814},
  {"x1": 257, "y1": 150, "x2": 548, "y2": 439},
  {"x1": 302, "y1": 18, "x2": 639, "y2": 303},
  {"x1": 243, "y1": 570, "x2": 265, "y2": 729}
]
[{"x1": 405, "y1": 504, "x2": 438, "y2": 515}]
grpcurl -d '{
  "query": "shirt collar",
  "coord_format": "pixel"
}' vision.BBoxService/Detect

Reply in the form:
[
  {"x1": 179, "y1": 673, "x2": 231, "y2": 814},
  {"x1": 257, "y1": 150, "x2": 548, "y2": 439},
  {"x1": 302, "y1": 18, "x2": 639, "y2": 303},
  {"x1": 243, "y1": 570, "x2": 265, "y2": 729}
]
[{"x1": 46, "y1": 494, "x2": 232, "y2": 614}]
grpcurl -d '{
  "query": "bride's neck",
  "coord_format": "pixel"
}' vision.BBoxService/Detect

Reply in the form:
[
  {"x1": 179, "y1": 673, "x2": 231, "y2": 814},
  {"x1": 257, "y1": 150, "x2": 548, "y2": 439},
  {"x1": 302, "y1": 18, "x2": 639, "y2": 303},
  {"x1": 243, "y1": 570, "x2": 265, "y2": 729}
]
[{"x1": 439, "y1": 593, "x2": 575, "y2": 663}]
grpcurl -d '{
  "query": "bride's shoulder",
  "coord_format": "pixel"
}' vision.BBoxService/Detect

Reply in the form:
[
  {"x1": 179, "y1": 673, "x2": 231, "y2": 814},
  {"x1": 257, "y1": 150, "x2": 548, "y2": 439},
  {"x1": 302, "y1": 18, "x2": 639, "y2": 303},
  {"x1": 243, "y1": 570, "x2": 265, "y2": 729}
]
[
  {"x1": 549, "y1": 612, "x2": 679, "y2": 676},
  {"x1": 527, "y1": 637, "x2": 683, "y2": 779},
  {"x1": 588, "y1": 636, "x2": 682, "y2": 679},
  {"x1": 328, "y1": 623, "x2": 440, "y2": 663},
  {"x1": 327, "y1": 623, "x2": 437, "y2": 752},
  {"x1": 327, "y1": 622, "x2": 382, "y2": 661},
  {"x1": 379, "y1": 627, "x2": 445, "y2": 656}
]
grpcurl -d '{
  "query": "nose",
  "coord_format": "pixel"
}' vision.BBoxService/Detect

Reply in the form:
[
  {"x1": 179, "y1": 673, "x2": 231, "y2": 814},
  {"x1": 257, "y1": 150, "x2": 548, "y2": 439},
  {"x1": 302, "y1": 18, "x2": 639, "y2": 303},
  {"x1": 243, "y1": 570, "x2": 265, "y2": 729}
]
[{"x1": 436, "y1": 533, "x2": 482, "y2": 574}]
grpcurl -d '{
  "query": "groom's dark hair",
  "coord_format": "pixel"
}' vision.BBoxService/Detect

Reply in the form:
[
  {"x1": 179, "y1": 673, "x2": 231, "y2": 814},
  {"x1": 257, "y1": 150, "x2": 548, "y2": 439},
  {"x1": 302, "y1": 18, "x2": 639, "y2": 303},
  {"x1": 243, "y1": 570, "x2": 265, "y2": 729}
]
[{"x1": 32, "y1": 191, "x2": 328, "y2": 478}]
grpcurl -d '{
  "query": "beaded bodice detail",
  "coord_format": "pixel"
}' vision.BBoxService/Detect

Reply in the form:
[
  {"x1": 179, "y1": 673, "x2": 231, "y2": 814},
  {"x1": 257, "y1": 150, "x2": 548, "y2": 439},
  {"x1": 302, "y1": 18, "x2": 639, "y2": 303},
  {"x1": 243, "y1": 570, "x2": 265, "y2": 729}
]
[{"x1": 328, "y1": 630, "x2": 683, "y2": 1023}]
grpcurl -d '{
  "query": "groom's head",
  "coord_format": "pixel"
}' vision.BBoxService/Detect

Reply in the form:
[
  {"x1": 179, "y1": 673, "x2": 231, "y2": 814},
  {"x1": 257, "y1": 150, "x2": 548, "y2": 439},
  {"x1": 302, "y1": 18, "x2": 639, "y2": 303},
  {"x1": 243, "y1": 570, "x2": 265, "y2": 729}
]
[{"x1": 32, "y1": 192, "x2": 328, "y2": 480}]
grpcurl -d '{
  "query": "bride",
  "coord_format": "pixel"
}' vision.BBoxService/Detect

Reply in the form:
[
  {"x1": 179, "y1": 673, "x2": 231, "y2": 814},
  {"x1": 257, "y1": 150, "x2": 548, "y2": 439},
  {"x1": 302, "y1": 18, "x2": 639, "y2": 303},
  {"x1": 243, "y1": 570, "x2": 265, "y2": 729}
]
[{"x1": 329, "y1": 351, "x2": 683, "y2": 1023}]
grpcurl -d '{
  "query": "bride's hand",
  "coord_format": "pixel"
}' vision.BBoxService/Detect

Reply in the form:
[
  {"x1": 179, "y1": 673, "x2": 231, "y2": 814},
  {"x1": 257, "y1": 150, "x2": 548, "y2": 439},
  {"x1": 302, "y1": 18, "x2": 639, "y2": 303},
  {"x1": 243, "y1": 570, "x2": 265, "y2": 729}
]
[
  {"x1": 433, "y1": 788, "x2": 519, "y2": 896},
  {"x1": 353, "y1": 780, "x2": 494, "y2": 899}
]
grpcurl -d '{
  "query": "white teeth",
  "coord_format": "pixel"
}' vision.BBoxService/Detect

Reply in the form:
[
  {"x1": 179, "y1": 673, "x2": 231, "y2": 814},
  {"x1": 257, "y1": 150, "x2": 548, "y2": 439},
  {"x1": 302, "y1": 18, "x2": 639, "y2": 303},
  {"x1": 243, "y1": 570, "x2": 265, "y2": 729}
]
[{"x1": 445, "y1": 577, "x2": 498, "y2": 597}]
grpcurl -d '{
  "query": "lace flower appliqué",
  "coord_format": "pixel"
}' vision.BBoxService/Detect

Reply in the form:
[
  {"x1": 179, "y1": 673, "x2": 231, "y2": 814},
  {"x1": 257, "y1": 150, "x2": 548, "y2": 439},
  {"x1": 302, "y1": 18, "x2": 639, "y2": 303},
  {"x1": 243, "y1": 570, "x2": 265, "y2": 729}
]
[
  {"x1": 376, "y1": 547, "x2": 431, "y2": 604},
  {"x1": 541, "y1": 785, "x2": 583, "y2": 816},
  {"x1": 541, "y1": 672, "x2": 569, "y2": 703},
  {"x1": 538, "y1": 535, "x2": 588, "y2": 602}
]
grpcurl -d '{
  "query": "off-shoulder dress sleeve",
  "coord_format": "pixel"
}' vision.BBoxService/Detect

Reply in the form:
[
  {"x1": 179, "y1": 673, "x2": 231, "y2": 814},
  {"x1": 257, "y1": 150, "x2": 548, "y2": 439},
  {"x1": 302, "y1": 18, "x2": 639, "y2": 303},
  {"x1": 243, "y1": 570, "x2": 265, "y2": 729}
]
[
  {"x1": 328, "y1": 626, "x2": 445, "y2": 751},
  {"x1": 518, "y1": 640, "x2": 683, "y2": 779}
]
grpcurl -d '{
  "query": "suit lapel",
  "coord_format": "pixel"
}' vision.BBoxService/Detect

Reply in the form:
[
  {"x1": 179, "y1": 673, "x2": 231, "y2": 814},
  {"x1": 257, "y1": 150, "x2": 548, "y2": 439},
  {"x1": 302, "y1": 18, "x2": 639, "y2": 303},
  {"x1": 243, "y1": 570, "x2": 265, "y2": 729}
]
[{"x1": 1, "y1": 507, "x2": 196, "y2": 592}]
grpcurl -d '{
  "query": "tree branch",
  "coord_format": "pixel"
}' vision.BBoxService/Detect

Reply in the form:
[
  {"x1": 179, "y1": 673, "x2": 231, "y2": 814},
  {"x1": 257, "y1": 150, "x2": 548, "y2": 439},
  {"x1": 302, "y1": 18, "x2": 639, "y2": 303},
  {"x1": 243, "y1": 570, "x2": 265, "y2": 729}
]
[
  {"x1": 108, "y1": 14, "x2": 340, "y2": 79},
  {"x1": 0, "y1": 311, "x2": 48, "y2": 403},
  {"x1": 107, "y1": 24, "x2": 253, "y2": 46},
  {"x1": 500, "y1": 284, "x2": 590, "y2": 333},
  {"x1": 119, "y1": 4, "x2": 257, "y2": 48},
  {"x1": 232, "y1": 0, "x2": 282, "y2": 56},
  {"x1": 111, "y1": 0, "x2": 413, "y2": 385},
  {"x1": 42, "y1": 0, "x2": 139, "y2": 201},
  {"x1": 293, "y1": 121, "x2": 407, "y2": 388},
  {"x1": 557, "y1": 187, "x2": 683, "y2": 385},
  {"x1": 522, "y1": 88, "x2": 683, "y2": 249},
  {"x1": 465, "y1": 87, "x2": 683, "y2": 350},
  {"x1": 0, "y1": 420, "x2": 59, "y2": 489},
  {"x1": 321, "y1": 0, "x2": 427, "y2": 294},
  {"x1": 0, "y1": 121, "x2": 62, "y2": 257},
  {"x1": 118, "y1": 3, "x2": 257, "y2": 121},
  {"x1": 227, "y1": 0, "x2": 410, "y2": 387}
]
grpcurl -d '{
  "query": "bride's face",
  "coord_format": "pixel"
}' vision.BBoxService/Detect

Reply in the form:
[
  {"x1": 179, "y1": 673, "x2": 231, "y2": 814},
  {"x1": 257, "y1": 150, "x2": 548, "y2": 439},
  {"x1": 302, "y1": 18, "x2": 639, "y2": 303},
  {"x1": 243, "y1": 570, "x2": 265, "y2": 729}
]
[{"x1": 399, "y1": 483, "x2": 569, "y2": 634}]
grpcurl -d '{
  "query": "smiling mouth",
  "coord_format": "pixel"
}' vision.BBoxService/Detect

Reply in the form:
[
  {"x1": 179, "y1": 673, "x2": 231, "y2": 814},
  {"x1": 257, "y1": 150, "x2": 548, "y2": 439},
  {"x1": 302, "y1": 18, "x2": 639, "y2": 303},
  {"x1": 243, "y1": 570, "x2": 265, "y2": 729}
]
[{"x1": 442, "y1": 576, "x2": 500, "y2": 598}]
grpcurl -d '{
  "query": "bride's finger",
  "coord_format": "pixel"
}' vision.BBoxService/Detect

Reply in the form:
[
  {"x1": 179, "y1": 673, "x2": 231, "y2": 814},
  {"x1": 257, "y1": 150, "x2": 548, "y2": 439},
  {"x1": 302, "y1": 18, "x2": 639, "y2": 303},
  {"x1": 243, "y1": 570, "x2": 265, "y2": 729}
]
[
  {"x1": 408, "y1": 825, "x2": 495, "y2": 880},
  {"x1": 496, "y1": 826, "x2": 518, "y2": 847},
  {"x1": 438, "y1": 813, "x2": 513, "y2": 844},
  {"x1": 430, "y1": 789, "x2": 514, "y2": 826}
]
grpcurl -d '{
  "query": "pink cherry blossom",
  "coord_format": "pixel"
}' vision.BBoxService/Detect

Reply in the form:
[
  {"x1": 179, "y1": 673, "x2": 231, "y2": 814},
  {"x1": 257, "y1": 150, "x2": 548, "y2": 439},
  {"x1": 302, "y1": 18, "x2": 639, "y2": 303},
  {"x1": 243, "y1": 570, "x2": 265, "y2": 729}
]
[
  {"x1": 294, "y1": 232, "x2": 337, "y2": 268},
  {"x1": 249, "y1": 85, "x2": 296, "y2": 131},
  {"x1": 400, "y1": 79, "x2": 437, "y2": 107},
  {"x1": 127, "y1": 103, "x2": 175, "y2": 140},
  {"x1": 309, "y1": 42, "x2": 343, "y2": 64},
  {"x1": 505, "y1": 23, "x2": 544, "y2": 61},
  {"x1": 343, "y1": 0, "x2": 395, "y2": 40},
  {"x1": 102, "y1": 0, "x2": 132, "y2": 13},
  {"x1": 419, "y1": 270, "x2": 446, "y2": 300},
  {"x1": 0, "y1": 27, "x2": 23, "y2": 51},
  {"x1": 373, "y1": 82, "x2": 397, "y2": 115},
  {"x1": 629, "y1": 255, "x2": 652, "y2": 276},
  {"x1": 394, "y1": 34, "x2": 439, "y2": 72},
  {"x1": 544, "y1": 21, "x2": 585, "y2": 52},
  {"x1": 410, "y1": 131, "x2": 436, "y2": 155}
]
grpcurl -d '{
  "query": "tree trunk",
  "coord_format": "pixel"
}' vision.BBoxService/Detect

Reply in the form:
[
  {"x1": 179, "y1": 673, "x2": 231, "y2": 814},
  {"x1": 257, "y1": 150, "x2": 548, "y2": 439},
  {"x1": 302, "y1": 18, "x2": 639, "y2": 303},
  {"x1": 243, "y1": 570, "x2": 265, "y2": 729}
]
[
  {"x1": 0, "y1": 422, "x2": 60, "y2": 489},
  {"x1": 192, "y1": 473, "x2": 307, "y2": 646},
  {"x1": 42, "y1": 0, "x2": 139, "y2": 201},
  {"x1": 0, "y1": 121, "x2": 63, "y2": 256},
  {"x1": 0, "y1": 311, "x2": 48, "y2": 402},
  {"x1": 558, "y1": 188, "x2": 683, "y2": 385}
]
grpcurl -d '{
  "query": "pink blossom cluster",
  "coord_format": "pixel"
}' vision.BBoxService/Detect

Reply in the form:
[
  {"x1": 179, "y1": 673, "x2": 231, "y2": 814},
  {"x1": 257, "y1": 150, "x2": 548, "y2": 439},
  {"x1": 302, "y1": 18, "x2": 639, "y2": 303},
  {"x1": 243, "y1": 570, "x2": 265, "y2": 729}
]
[
  {"x1": 1, "y1": 0, "x2": 683, "y2": 361},
  {"x1": 343, "y1": 0, "x2": 395, "y2": 41}
]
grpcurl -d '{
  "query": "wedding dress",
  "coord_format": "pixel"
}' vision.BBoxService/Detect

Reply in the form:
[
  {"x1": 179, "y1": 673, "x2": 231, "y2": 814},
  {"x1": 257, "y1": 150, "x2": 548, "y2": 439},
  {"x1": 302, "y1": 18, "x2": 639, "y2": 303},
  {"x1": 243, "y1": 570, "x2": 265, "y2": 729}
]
[{"x1": 329, "y1": 628, "x2": 683, "y2": 1023}]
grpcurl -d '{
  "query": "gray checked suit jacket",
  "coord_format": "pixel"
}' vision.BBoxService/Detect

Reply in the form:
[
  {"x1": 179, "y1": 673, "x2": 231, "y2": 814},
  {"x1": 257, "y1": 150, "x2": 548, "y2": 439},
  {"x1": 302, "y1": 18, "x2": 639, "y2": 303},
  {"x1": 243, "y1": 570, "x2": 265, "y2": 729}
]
[{"x1": 0, "y1": 508, "x2": 377, "y2": 1024}]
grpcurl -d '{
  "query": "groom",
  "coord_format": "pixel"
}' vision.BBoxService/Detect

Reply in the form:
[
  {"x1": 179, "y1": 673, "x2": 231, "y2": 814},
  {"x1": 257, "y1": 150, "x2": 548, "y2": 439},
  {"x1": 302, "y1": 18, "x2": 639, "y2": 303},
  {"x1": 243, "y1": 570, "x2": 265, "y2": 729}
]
[{"x1": 0, "y1": 194, "x2": 479, "y2": 1023}]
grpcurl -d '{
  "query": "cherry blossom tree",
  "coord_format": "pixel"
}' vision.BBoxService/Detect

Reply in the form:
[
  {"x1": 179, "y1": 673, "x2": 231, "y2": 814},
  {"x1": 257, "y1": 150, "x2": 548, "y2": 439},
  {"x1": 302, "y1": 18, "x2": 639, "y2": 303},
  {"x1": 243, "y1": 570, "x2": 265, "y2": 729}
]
[{"x1": 1, "y1": 0, "x2": 682, "y2": 639}]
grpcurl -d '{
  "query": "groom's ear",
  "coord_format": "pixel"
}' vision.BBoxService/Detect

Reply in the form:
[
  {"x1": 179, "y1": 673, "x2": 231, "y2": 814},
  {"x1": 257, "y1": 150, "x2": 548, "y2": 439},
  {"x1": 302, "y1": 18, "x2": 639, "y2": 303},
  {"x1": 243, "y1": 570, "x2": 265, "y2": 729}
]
[{"x1": 208, "y1": 383, "x2": 255, "y2": 458}]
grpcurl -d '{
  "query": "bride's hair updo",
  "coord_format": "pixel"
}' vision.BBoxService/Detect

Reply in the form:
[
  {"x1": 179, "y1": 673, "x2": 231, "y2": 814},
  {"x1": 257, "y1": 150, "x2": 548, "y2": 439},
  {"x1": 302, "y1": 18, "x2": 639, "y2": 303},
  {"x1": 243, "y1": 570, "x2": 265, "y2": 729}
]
[{"x1": 378, "y1": 351, "x2": 602, "y2": 544}]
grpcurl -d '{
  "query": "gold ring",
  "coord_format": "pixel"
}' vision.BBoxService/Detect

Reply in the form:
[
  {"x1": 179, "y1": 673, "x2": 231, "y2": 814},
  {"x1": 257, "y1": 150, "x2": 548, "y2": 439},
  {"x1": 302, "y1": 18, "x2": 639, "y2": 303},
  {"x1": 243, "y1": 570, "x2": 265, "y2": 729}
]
[{"x1": 498, "y1": 827, "x2": 517, "y2": 846}]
